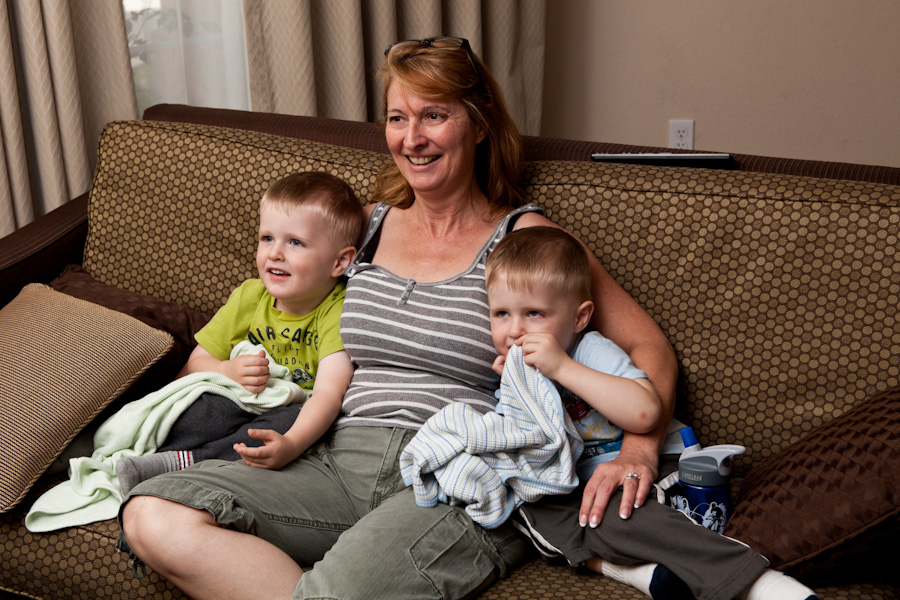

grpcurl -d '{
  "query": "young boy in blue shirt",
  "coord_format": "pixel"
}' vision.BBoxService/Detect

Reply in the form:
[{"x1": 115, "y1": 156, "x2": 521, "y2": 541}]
[
  {"x1": 116, "y1": 171, "x2": 364, "y2": 492},
  {"x1": 484, "y1": 226, "x2": 818, "y2": 600}
]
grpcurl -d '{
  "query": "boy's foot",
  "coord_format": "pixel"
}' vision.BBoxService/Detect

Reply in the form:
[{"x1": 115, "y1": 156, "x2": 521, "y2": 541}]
[
  {"x1": 742, "y1": 569, "x2": 819, "y2": 600},
  {"x1": 115, "y1": 450, "x2": 194, "y2": 495},
  {"x1": 598, "y1": 560, "x2": 692, "y2": 600}
]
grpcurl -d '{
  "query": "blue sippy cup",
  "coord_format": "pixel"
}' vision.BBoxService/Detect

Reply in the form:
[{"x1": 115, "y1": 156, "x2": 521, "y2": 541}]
[{"x1": 668, "y1": 431, "x2": 745, "y2": 535}]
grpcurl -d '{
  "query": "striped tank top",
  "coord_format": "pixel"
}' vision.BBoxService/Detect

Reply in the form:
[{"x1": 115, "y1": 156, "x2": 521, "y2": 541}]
[{"x1": 337, "y1": 202, "x2": 541, "y2": 431}]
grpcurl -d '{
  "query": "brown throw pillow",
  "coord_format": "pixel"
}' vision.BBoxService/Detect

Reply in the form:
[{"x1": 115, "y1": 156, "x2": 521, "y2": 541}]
[
  {"x1": 724, "y1": 383, "x2": 900, "y2": 585},
  {"x1": 50, "y1": 264, "x2": 210, "y2": 355},
  {"x1": 0, "y1": 284, "x2": 174, "y2": 512},
  {"x1": 42, "y1": 265, "x2": 213, "y2": 477}
]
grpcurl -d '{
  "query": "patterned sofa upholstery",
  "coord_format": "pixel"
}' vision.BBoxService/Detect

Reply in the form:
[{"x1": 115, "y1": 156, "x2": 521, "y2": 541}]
[{"x1": 1, "y1": 104, "x2": 898, "y2": 600}]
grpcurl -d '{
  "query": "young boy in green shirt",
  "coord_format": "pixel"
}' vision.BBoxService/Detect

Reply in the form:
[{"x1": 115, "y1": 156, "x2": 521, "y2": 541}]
[{"x1": 116, "y1": 171, "x2": 364, "y2": 492}]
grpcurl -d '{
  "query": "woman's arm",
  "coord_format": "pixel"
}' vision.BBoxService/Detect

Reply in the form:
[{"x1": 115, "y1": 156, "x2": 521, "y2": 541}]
[{"x1": 513, "y1": 212, "x2": 678, "y2": 525}]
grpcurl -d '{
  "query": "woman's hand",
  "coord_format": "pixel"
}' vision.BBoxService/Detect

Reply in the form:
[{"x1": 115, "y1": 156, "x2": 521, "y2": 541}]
[{"x1": 579, "y1": 446, "x2": 659, "y2": 528}]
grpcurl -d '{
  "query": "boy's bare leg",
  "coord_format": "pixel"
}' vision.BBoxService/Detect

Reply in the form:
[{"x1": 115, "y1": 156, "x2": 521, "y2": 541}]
[{"x1": 121, "y1": 496, "x2": 302, "y2": 600}]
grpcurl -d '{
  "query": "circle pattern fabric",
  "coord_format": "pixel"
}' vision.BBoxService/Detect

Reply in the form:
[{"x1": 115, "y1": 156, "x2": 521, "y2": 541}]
[
  {"x1": 84, "y1": 120, "x2": 389, "y2": 316},
  {"x1": 524, "y1": 159, "x2": 900, "y2": 468}
]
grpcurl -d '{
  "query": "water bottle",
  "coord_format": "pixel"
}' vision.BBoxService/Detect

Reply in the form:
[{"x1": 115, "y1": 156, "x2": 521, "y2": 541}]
[{"x1": 668, "y1": 442, "x2": 745, "y2": 534}]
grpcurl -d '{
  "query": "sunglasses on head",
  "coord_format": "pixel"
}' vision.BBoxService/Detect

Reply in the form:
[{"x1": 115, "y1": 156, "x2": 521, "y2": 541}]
[{"x1": 383, "y1": 36, "x2": 477, "y2": 72}]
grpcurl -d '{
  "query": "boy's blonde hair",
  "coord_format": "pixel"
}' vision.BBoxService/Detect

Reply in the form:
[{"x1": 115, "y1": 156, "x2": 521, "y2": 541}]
[
  {"x1": 261, "y1": 172, "x2": 365, "y2": 248},
  {"x1": 485, "y1": 226, "x2": 592, "y2": 302}
]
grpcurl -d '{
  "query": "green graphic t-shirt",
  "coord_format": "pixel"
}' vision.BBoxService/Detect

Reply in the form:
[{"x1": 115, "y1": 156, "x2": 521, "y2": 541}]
[{"x1": 195, "y1": 279, "x2": 345, "y2": 391}]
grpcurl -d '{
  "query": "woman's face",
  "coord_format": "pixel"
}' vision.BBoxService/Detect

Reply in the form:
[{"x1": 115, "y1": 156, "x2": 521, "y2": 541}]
[{"x1": 385, "y1": 80, "x2": 486, "y2": 201}]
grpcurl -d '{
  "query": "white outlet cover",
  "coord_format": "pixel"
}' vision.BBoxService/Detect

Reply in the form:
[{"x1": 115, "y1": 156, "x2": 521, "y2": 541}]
[{"x1": 669, "y1": 119, "x2": 694, "y2": 150}]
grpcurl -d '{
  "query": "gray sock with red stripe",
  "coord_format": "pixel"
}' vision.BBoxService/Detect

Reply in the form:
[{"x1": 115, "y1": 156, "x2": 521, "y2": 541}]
[{"x1": 116, "y1": 450, "x2": 195, "y2": 496}]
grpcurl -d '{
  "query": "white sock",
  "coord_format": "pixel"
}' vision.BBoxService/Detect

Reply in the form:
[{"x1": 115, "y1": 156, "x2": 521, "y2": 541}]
[
  {"x1": 598, "y1": 560, "x2": 692, "y2": 600},
  {"x1": 743, "y1": 569, "x2": 818, "y2": 600},
  {"x1": 600, "y1": 561, "x2": 658, "y2": 597}
]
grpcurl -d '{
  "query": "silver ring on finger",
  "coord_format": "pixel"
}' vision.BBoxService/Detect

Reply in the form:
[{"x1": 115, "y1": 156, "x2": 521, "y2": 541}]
[{"x1": 625, "y1": 472, "x2": 641, "y2": 482}]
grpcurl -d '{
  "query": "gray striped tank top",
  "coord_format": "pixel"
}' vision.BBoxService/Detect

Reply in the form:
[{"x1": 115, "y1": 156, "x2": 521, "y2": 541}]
[{"x1": 337, "y1": 202, "x2": 542, "y2": 431}]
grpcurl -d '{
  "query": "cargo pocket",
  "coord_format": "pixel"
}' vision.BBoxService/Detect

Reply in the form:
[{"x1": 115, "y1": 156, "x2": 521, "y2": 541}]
[{"x1": 409, "y1": 510, "x2": 497, "y2": 600}]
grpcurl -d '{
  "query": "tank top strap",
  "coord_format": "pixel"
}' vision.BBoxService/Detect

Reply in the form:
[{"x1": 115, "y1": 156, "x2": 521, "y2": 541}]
[
  {"x1": 352, "y1": 203, "x2": 391, "y2": 267},
  {"x1": 480, "y1": 203, "x2": 545, "y2": 261}
]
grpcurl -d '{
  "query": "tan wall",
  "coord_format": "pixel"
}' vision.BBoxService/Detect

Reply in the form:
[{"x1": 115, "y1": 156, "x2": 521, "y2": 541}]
[{"x1": 542, "y1": 0, "x2": 900, "y2": 168}]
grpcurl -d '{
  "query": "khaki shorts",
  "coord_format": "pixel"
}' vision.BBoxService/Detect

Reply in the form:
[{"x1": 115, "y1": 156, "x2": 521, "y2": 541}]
[{"x1": 122, "y1": 426, "x2": 533, "y2": 600}]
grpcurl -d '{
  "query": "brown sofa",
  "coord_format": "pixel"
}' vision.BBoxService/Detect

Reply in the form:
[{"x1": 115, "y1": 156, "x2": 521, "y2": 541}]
[{"x1": 1, "y1": 104, "x2": 898, "y2": 600}]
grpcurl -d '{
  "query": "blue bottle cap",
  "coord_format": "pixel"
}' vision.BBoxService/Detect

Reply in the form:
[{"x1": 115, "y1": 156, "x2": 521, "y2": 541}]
[{"x1": 679, "y1": 427, "x2": 699, "y2": 448}]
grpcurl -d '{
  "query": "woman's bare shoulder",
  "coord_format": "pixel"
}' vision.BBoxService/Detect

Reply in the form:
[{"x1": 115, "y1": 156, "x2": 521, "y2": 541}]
[{"x1": 510, "y1": 210, "x2": 557, "y2": 230}]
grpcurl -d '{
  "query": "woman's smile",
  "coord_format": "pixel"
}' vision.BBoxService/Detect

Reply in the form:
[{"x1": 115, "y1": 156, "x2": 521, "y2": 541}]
[{"x1": 408, "y1": 155, "x2": 439, "y2": 165}]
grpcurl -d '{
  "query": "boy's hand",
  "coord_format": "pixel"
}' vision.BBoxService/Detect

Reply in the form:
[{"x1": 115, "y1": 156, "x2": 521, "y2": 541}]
[
  {"x1": 491, "y1": 354, "x2": 507, "y2": 375},
  {"x1": 234, "y1": 428, "x2": 301, "y2": 470},
  {"x1": 222, "y1": 350, "x2": 270, "y2": 393},
  {"x1": 516, "y1": 333, "x2": 569, "y2": 378}
]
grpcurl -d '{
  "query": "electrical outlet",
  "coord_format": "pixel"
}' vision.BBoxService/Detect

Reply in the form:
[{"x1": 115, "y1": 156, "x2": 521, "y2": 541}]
[{"x1": 669, "y1": 119, "x2": 694, "y2": 149}]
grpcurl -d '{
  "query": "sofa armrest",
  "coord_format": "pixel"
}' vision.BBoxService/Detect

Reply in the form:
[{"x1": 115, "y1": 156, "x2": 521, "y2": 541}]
[{"x1": 0, "y1": 193, "x2": 89, "y2": 307}]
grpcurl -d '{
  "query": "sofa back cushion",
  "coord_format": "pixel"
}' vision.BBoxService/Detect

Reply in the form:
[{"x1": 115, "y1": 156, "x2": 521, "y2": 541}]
[
  {"x1": 525, "y1": 160, "x2": 900, "y2": 468},
  {"x1": 84, "y1": 120, "x2": 389, "y2": 316},
  {"x1": 84, "y1": 120, "x2": 900, "y2": 470}
]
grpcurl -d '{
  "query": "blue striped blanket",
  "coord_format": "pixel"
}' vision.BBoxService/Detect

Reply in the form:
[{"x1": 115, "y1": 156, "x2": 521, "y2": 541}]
[{"x1": 399, "y1": 344, "x2": 584, "y2": 528}]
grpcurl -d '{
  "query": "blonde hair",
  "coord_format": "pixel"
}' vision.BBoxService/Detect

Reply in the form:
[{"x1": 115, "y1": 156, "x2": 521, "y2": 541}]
[
  {"x1": 261, "y1": 172, "x2": 365, "y2": 248},
  {"x1": 485, "y1": 226, "x2": 593, "y2": 302},
  {"x1": 374, "y1": 37, "x2": 525, "y2": 211}
]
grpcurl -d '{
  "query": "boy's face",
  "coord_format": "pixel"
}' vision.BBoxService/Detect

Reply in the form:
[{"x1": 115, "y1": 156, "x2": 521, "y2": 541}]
[
  {"x1": 256, "y1": 202, "x2": 354, "y2": 315},
  {"x1": 488, "y1": 275, "x2": 592, "y2": 357}
]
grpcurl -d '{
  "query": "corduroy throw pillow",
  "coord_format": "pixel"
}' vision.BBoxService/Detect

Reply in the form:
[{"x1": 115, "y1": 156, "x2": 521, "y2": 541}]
[{"x1": 0, "y1": 284, "x2": 173, "y2": 512}]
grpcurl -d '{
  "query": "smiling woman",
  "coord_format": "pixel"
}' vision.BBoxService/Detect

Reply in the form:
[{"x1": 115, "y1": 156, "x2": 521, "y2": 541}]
[
  {"x1": 374, "y1": 36, "x2": 525, "y2": 212},
  {"x1": 383, "y1": 84, "x2": 486, "y2": 215}
]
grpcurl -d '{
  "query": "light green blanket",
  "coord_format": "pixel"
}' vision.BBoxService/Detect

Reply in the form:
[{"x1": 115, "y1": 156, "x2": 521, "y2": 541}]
[{"x1": 25, "y1": 342, "x2": 305, "y2": 532}]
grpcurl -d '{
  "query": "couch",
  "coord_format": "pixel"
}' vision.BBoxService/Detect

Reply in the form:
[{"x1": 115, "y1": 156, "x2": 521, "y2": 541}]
[{"x1": 1, "y1": 103, "x2": 898, "y2": 600}]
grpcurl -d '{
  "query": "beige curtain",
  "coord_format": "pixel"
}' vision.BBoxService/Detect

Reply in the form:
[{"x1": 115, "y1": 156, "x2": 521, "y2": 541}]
[
  {"x1": 243, "y1": 0, "x2": 546, "y2": 135},
  {"x1": 0, "y1": 0, "x2": 137, "y2": 237}
]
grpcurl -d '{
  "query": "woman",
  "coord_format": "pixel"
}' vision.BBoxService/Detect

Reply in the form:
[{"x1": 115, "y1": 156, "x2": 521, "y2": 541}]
[{"x1": 120, "y1": 37, "x2": 679, "y2": 599}]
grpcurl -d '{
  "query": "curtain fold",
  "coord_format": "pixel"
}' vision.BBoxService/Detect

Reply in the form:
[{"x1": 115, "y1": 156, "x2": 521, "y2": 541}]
[
  {"x1": 0, "y1": 0, "x2": 137, "y2": 237},
  {"x1": 243, "y1": 0, "x2": 546, "y2": 134}
]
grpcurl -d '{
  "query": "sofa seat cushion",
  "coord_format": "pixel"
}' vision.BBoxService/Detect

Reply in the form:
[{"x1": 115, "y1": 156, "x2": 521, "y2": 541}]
[
  {"x1": 0, "y1": 475, "x2": 184, "y2": 599},
  {"x1": 0, "y1": 480, "x2": 893, "y2": 600},
  {"x1": 0, "y1": 284, "x2": 173, "y2": 512}
]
